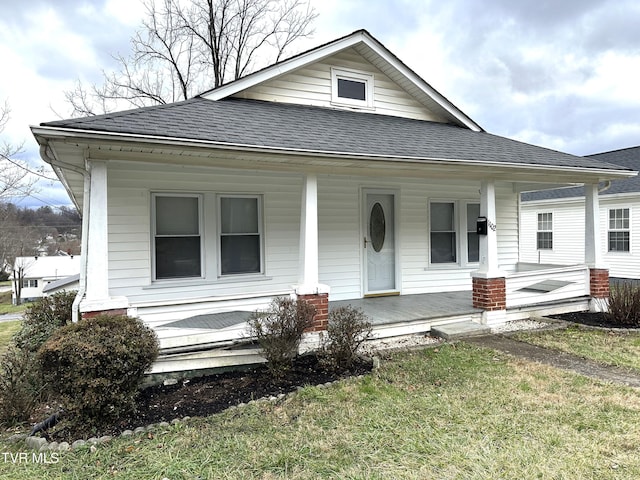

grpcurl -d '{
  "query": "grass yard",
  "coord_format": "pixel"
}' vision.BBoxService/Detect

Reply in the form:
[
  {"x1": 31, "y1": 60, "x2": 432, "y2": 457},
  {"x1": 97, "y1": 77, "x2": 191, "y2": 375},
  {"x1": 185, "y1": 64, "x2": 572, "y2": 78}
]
[
  {"x1": 0, "y1": 320, "x2": 21, "y2": 356},
  {"x1": 0, "y1": 290, "x2": 29, "y2": 316},
  {"x1": 515, "y1": 325, "x2": 640, "y2": 373},
  {"x1": 1, "y1": 342, "x2": 640, "y2": 479}
]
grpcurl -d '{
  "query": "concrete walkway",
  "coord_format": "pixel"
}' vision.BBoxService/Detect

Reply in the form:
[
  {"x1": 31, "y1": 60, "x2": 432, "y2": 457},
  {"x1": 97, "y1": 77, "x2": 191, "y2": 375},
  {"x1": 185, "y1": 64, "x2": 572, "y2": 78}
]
[{"x1": 466, "y1": 334, "x2": 640, "y2": 388}]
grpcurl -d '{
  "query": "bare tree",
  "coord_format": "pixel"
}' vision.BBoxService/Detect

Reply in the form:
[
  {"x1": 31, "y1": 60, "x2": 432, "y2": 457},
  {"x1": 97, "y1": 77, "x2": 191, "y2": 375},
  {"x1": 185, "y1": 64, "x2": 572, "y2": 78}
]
[
  {"x1": 0, "y1": 101, "x2": 39, "y2": 200},
  {"x1": 65, "y1": 0, "x2": 317, "y2": 116}
]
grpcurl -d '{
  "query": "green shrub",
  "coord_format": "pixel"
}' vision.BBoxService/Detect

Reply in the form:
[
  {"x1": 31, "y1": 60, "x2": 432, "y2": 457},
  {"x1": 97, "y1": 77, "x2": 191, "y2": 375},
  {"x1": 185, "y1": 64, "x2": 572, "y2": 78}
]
[
  {"x1": 247, "y1": 297, "x2": 316, "y2": 377},
  {"x1": 606, "y1": 282, "x2": 640, "y2": 327},
  {"x1": 0, "y1": 347, "x2": 44, "y2": 425},
  {"x1": 13, "y1": 291, "x2": 76, "y2": 353},
  {"x1": 322, "y1": 305, "x2": 372, "y2": 369},
  {"x1": 37, "y1": 314, "x2": 159, "y2": 431}
]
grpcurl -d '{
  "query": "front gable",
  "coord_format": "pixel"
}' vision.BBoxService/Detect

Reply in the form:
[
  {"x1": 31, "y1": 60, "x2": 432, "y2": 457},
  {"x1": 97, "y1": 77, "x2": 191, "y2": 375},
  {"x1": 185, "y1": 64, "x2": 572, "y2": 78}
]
[
  {"x1": 202, "y1": 30, "x2": 481, "y2": 129},
  {"x1": 230, "y1": 46, "x2": 449, "y2": 123}
]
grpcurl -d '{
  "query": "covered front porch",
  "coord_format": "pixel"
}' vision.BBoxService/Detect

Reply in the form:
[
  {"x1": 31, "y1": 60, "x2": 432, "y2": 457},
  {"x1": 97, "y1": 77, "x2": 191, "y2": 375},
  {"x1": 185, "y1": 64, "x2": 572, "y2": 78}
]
[{"x1": 150, "y1": 274, "x2": 590, "y2": 374}]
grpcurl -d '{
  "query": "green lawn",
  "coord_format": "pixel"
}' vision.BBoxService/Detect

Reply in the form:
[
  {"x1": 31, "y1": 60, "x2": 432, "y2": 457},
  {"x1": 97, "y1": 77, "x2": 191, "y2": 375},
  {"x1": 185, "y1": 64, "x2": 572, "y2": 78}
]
[
  {"x1": 0, "y1": 290, "x2": 29, "y2": 315},
  {"x1": 0, "y1": 320, "x2": 21, "y2": 356},
  {"x1": 1, "y1": 343, "x2": 639, "y2": 479},
  {"x1": 515, "y1": 325, "x2": 640, "y2": 373}
]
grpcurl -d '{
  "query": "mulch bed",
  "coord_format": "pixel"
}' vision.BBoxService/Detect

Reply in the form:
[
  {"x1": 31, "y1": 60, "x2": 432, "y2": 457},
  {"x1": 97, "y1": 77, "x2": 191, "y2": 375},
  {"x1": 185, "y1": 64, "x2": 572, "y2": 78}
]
[
  {"x1": 551, "y1": 311, "x2": 640, "y2": 329},
  {"x1": 47, "y1": 354, "x2": 372, "y2": 442}
]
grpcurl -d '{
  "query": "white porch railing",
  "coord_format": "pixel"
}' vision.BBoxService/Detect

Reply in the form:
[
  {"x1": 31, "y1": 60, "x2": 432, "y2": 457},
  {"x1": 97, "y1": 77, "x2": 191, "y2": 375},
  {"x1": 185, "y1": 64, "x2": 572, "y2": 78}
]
[{"x1": 506, "y1": 263, "x2": 590, "y2": 308}]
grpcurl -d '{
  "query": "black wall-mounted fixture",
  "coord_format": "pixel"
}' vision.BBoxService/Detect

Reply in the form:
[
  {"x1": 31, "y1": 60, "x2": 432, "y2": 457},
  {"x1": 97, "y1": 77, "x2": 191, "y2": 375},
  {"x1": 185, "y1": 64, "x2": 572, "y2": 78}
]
[{"x1": 477, "y1": 216, "x2": 488, "y2": 235}]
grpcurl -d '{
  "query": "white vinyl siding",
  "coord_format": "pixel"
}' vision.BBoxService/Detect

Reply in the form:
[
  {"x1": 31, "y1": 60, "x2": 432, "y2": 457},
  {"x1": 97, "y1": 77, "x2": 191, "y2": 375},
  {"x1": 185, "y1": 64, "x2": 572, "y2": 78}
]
[
  {"x1": 232, "y1": 47, "x2": 448, "y2": 122},
  {"x1": 520, "y1": 196, "x2": 640, "y2": 279}
]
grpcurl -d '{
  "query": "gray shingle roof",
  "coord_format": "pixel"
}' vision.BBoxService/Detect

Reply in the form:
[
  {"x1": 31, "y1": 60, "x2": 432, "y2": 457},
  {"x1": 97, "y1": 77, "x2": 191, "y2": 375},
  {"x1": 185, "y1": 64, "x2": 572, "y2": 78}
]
[
  {"x1": 42, "y1": 97, "x2": 631, "y2": 172},
  {"x1": 522, "y1": 146, "x2": 640, "y2": 201}
]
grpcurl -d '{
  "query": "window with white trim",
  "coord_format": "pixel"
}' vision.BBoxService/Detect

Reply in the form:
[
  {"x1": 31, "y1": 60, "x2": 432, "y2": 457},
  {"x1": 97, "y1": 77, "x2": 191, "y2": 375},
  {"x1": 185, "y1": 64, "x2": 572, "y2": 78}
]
[
  {"x1": 152, "y1": 194, "x2": 202, "y2": 280},
  {"x1": 466, "y1": 203, "x2": 480, "y2": 263},
  {"x1": 430, "y1": 202, "x2": 456, "y2": 263},
  {"x1": 219, "y1": 195, "x2": 263, "y2": 275},
  {"x1": 608, "y1": 208, "x2": 630, "y2": 252},
  {"x1": 537, "y1": 212, "x2": 553, "y2": 250},
  {"x1": 331, "y1": 68, "x2": 374, "y2": 109},
  {"x1": 429, "y1": 201, "x2": 480, "y2": 265},
  {"x1": 22, "y1": 279, "x2": 38, "y2": 288}
]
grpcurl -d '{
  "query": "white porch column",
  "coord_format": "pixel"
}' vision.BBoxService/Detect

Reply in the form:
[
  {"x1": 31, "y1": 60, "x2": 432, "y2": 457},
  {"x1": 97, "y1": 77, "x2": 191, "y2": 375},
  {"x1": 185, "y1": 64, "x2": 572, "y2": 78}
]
[
  {"x1": 81, "y1": 160, "x2": 128, "y2": 316},
  {"x1": 295, "y1": 173, "x2": 330, "y2": 334},
  {"x1": 85, "y1": 160, "x2": 109, "y2": 301},
  {"x1": 584, "y1": 183, "x2": 603, "y2": 268},
  {"x1": 472, "y1": 180, "x2": 506, "y2": 325},
  {"x1": 585, "y1": 182, "x2": 609, "y2": 312},
  {"x1": 296, "y1": 173, "x2": 329, "y2": 295},
  {"x1": 476, "y1": 180, "x2": 503, "y2": 278}
]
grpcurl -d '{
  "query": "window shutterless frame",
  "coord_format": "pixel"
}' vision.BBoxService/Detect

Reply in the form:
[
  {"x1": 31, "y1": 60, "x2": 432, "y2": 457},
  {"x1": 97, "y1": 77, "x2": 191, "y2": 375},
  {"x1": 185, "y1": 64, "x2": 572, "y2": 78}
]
[
  {"x1": 217, "y1": 194, "x2": 264, "y2": 277},
  {"x1": 330, "y1": 67, "x2": 374, "y2": 109},
  {"x1": 536, "y1": 212, "x2": 553, "y2": 250},
  {"x1": 151, "y1": 193, "x2": 204, "y2": 281},
  {"x1": 608, "y1": 207, "x2": 630, "y2": 253}
]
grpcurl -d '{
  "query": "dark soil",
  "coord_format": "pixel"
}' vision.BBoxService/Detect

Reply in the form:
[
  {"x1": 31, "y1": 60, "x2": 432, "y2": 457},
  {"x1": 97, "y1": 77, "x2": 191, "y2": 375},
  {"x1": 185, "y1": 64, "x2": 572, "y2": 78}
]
[
  {"x1": 47, "y1": 354, "x2": 372, "y2": 442},
  {"x1": 551, "y1": 311, "x2": 640, "y2": 329}
]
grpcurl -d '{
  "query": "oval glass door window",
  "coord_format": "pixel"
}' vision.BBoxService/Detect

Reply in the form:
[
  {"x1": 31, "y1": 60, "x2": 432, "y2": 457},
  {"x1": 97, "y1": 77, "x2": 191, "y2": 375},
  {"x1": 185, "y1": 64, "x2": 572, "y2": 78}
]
[{"x1": 370, "y1": 202, "x2": 386, "y2": 252}]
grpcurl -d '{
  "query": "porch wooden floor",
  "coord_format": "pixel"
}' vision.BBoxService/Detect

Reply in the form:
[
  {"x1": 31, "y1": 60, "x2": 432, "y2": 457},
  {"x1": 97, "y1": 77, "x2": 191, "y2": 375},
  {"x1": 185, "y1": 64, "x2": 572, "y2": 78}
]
[{"x1": 160, "y1": 291, "x2": 480, "y2": 330}]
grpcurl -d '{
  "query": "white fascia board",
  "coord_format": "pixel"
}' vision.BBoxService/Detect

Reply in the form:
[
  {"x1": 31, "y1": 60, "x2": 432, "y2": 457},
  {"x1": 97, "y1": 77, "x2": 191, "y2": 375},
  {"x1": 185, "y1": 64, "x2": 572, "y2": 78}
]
[
  {"x1": 202, "y1": 31, "x2": 368, "y2": 101},
  {"x1": 30, "y1": 125, "x2": 638, "y2": 180}
]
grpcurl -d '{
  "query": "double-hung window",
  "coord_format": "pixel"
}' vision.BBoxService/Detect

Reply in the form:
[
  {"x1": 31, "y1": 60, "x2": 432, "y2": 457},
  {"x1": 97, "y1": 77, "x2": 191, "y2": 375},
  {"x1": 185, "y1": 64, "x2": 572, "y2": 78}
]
[
  {"x1": 608, "y1": 208, "x2": 630, "y2": 252},
  {"x1": 430, "y1": 202, "x2": 457, "y2": 263},
  {"x1": 537, "y1": 212, "x2": 553, "y2": 250},
  {"x1": 429, "y1": 201, "x2": 480, "y2": 265},
  {"x1": 22, "y1": 279, "x2": 38, "y2": 288},
  {"x1": 219, "y1": 195, "x2": 263, "y2": 275},
  {"x1": 466, "y1": 203, "x2": 480, "y2": 263},
  {"x1": 153, "y1": 194, "x2": 202, "y2": 280}
]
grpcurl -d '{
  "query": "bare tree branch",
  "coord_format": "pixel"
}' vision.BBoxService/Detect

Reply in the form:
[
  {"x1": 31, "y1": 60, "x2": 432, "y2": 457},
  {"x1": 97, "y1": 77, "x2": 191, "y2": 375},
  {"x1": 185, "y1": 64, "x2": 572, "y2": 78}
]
[{"x1": 64, "y1": 0, "x2": 316, "y2": 116}]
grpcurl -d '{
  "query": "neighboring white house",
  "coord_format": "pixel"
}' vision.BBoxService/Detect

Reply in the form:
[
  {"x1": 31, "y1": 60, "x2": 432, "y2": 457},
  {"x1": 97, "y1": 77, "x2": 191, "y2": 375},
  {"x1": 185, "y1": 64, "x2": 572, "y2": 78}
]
[
  {"x1": 521, "y1": 146, "x2": 640, "y2": 280},
  {"x1": 31, "y1": 30, "x2": 635, "y2": 370},
  {"x1": 12, "y1": 255, "x2": 81, "y2": 304}
]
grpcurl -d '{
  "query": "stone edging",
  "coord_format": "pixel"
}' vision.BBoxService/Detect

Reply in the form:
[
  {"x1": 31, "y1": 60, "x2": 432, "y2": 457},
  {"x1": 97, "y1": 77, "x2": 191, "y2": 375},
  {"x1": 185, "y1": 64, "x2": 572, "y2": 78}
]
[{"x1": 5, "y1": 373, "x2": 372, "y2": 452}]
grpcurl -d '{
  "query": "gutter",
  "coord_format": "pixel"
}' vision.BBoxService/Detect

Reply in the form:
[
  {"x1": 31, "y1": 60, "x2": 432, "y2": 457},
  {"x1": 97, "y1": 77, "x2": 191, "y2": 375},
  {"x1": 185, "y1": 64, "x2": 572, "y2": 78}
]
[{"x1": 39, "y1": 143, "x2": 90, "y2": 323}]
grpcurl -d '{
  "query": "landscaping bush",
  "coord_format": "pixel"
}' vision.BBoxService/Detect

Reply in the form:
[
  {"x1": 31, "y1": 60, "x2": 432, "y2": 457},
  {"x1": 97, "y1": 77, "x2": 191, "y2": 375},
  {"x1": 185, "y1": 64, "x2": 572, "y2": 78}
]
[
  {"x1": 13, "y1": 291, "x2": 76, "y2": 353},
  {"x1": 0, "y1": 347, "x2": 44, "y2": 426},
  {"x1": 247, "y1": 297, "x2": 316, "y2": 377},
  {"x1": 322, "y1": 305, "x2": 372, "y2": 369},
  {"x1": 37, "y1": 314, "x2": 159, "y2": 431},
  {"x1": 606, "y1": 281, "x2": 640, "y2": 327}
]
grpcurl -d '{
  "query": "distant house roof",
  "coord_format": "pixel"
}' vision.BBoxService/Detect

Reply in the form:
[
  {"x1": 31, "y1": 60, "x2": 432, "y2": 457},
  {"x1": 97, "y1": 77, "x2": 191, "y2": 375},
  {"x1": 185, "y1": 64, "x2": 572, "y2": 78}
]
[
  {"x1": 42, "y1": 273, "x2": 80, "y2": 293},
  {"x1": 522, "y1": 146, "x2": 640, "y2": 202},
  {"x1": 13, "y1": 255, "x2": 81, "y2": 280},
  {"x1": 40, "y1": 97, "x2": 631, "y2": 173}
]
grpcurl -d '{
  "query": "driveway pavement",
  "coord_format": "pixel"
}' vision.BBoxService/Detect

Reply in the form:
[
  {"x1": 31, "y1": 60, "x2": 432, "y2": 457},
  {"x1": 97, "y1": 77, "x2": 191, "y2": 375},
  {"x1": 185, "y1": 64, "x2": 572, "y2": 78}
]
[{"x1": 0, "y1": 313, "x2": 22, "y2": 322}]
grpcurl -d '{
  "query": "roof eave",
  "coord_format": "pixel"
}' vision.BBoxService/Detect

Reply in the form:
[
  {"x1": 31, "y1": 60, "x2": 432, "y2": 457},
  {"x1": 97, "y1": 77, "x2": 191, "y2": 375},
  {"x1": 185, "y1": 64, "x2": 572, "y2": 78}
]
[{"x1": 30, "y1": 125, "x2": 636, "y2": 181}]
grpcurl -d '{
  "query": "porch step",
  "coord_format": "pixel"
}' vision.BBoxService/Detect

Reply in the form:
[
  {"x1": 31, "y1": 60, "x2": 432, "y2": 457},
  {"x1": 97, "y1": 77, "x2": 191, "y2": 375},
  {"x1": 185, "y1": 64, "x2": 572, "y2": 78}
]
[{"x1": 431, "y1": 321, "x2": 491, "y2": 340}]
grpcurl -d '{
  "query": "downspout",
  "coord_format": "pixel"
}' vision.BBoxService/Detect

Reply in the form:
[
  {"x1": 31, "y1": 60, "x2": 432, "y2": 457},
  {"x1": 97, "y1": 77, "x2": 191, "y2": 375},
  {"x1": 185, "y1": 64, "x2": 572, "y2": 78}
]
[
  {"x1": 39, "y1": 143, "x2": 90, "y2": 323},
  {"x1": 598, "y1": 180, "x2": 612, "y2": 194}
]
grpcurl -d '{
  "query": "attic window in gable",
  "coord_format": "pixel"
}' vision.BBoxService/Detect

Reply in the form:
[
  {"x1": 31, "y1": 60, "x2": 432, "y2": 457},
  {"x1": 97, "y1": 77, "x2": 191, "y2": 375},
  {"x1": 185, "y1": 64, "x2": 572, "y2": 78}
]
[{"x1": 331, "y1": 68, "x2": 374, "y2": 109}]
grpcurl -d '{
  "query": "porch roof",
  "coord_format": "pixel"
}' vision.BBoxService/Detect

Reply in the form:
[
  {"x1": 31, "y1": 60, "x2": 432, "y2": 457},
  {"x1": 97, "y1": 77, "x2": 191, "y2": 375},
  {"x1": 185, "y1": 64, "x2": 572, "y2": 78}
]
[{"x1": 38, "y1": 97, "x2": 633, "y2": 175}]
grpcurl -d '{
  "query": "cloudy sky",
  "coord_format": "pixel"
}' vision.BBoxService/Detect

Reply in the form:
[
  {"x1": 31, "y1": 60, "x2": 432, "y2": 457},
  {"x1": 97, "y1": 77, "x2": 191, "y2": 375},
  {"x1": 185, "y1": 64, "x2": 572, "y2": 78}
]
[{"x1": 1, "y1": 0, "x2": 639, "y2": 208}]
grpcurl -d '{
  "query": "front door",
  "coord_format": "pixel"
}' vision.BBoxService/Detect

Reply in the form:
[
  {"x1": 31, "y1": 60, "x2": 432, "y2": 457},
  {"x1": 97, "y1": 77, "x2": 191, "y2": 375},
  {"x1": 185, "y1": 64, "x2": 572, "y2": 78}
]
[{"x1": 364, "y1": 191, "x2": 397, "y2": 295}]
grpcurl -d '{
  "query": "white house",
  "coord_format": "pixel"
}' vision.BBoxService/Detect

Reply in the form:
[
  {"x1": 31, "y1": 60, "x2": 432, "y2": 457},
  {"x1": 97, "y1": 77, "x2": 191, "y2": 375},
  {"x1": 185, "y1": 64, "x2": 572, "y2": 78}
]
[
  {"x1": 521, "y1": 146, "x2": 640, "y2": 280},
  {"x1": 31, "y1": 30, "x2": 635, "y2": 371},
  {"x1": 12, "y1": 255, "x2": 81, "y2": 304}
]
